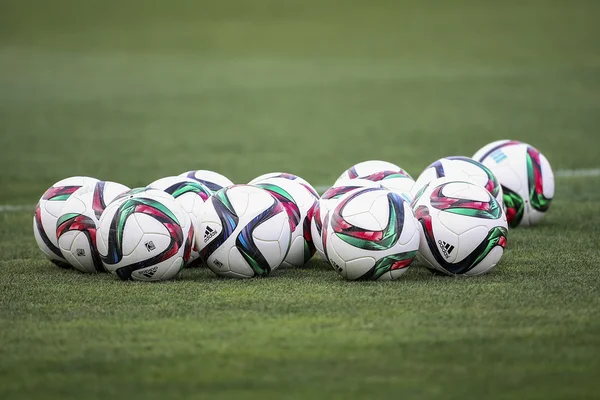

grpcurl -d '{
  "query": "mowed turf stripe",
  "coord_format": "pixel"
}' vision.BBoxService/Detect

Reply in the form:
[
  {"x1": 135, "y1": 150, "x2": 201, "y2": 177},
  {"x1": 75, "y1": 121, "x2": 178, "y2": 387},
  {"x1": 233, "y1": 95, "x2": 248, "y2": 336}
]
[
  {"x1": 2, "y1": 168, "x2": 599, "y2": 213},
  {"x1": 555, "y1": 168, "x2": 600, "y2": 178},
  {"x1": 0, "y1": 204, "x2": 35, "y2": 213}
]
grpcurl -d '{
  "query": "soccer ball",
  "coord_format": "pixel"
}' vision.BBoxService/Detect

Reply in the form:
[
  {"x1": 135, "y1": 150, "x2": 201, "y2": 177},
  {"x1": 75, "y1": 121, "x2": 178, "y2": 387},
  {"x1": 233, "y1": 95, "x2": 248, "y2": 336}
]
[
  {"x1": 473, "y1": 140, "x2": 554, "y2": 227},
  {"x1": 322, "y1": 187, "x2": 419, "y2": 280},
  {"x1": 179, "y1": 170, "x2": 234, "y2": 192},
  {"x1": 411, "y1": 156, "x2": 504, "y2": 207},
  {"x1": 33, "y1": 176, "x2": 99, "y2": 265},
  {"x1": 311, "y1": 179, "x2": 383, "y2": 262},
  {"x1": 56, "y1": 181, "x2": 130, "y2": 273},
  {"x1": 249, "y1": 172, "x2": 319, "y2": 199},
  {"x1": 251, "y1": 176, "x2": 318, "y2": 268},
  {"x1": 96, "y1": 189, "x2": 194, "y2": 281},
  {"x1": 335, "y1": 160, "x2": 414, "y2": 200},
  {"x1": 147, "y1": 176, "x2": 213, "y2": 266},
  {"x1": 196, "y1": 185, "x2": 292, "y2": 278},
  {"x1": 412, "y1": 178, "x2": 508, "y2": 276}
]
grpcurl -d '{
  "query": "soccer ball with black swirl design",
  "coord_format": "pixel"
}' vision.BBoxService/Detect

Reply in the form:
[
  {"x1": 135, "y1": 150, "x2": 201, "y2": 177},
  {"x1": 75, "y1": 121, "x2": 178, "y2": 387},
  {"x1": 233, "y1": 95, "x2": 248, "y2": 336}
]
[
  {"x1": 412, "y1": 178, "x2": 508, "y2": 276},
  {"x1": 196, "y1": 185, "x2": 292, "y2": 278},
  {"x1": 250, "y1": 176, "x2": 318, "y2": 268},
  {"x1": 322, "y1": 187, "x2": 420, "y2": 281},
  {"x1": 96, "y1": 188, "x2": 195, "y2": 281}
]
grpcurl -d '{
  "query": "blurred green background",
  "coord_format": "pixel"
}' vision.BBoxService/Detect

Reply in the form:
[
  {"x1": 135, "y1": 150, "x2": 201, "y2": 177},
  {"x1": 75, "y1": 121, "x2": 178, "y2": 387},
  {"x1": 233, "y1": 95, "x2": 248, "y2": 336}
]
[
  {"x1": 1, "y1": 0, "x2": 599, "y2": 203},
  {"x1": 1, "y1": 2, "x2": 600, "y2": 399}
]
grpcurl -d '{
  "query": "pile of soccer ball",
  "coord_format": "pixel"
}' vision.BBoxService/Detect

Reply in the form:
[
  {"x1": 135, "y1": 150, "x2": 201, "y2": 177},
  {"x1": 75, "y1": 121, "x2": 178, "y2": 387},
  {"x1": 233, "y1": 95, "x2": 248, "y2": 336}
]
[{"x1": 33, "y1": 140, "x2": 554, "y2": 281}]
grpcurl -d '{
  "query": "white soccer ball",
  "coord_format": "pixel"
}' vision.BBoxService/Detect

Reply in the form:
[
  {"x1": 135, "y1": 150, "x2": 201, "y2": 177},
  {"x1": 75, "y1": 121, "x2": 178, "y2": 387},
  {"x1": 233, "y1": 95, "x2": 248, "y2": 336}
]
[
  {"x1": 96, "y1": 189, "x2": 194, "y2": 281},
  {"x1": 335, "y1": 160, "x2": 414, "y2": 200},
  {"x1": 412, "y1": 178, "x2": 508, "y2": 276},
  {"x1": 322, "y1": 187, "x2": 419, "y2": 280},
  {"x1": 411, "y1": 156, "x2": 504, "y2": 207},
  {"x1": 56, "y1": 181, "x2": 130, "y2": 273},
  {"x1": 251, "y1": 176, "x2": 319, "y2": 268},
  {"x1": 473, "y1": 140, "x2": 554, "y2": 227},
  {"x1": 147, "y1": 176, "x2": 213, "y2": 266},
  {"x1": 311, "y1": 179, "x2": 383, "y2": 262},
  {"x1": 197, "y1": 185, "x2": 292, "y2": 278},
  {"x1": 179, "y1": 170, "x2": 234, "y2": 192},
  {"x1": 33, "y1": 176, "x2": 99, "y2": 266},
  {"x1": 248, "y1": 172, "x2": 319, "y2": 199}
]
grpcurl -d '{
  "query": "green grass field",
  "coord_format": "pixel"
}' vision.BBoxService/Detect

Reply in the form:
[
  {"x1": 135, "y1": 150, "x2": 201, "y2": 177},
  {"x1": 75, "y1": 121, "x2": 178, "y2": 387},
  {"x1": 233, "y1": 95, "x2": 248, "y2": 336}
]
[{"x1": 1, "y1": 0, "x2": 600, "y2": 398}]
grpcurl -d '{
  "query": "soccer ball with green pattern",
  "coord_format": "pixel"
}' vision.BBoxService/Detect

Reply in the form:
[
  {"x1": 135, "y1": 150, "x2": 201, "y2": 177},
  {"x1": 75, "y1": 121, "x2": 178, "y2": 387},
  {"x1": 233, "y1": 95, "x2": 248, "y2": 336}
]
[
  {"x1": 322, "y1": 187, "x2": 419, "y2": 281},
  {"x1": 56, "y1": 181, "x2": 130, "y2": 273},
  {"x1": 33, "y1": 176, "x2": 99, "y2": 266},
  {"x1": 197, "y1": 185, "x2": 292, "y2": 278},
  {"x1": 96, "y1": 188, "x2": 194, "y2": 281},
  {"x1": 473, "y1": 140, "x2": 554, "y2": 227},
  {"x1": 412, "y1": 178, "x2": 508, "y2": 276},
  {"x1": 147, "y1": 176, "x2": 213, "y2": 266}
]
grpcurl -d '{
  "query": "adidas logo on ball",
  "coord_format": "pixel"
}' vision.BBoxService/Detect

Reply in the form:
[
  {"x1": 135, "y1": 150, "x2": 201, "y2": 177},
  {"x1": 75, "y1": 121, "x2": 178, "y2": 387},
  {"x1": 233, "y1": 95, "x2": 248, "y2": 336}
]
[
  {"x1": 204, "y1": 226, "x2": 217, "y2": 243},
  {"x1": 140, "y1": 266, "x2": 158, "y2": 278},
  {"x1": 331, "y1": 261, "x2": 342, "y2": 273},
  {"x1": 438, "y1": 240, "x2": 455, "y2": 259}
]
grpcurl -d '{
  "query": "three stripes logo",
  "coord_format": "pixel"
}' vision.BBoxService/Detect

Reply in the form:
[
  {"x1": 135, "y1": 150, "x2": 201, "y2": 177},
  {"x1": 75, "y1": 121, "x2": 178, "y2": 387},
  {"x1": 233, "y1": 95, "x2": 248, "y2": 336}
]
[
  {"x1": 204, "y1": 226, "x2": 217, "y2": 243},
  {"x1": 140, "y1": 266, "x2": 158, "y2": 278},
  {"x1": 490, "y1": 150, "x2": 507, "y2": 164},
  {"x1": 438, "y1": 240, "x2": 455, "y2": 259}
]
